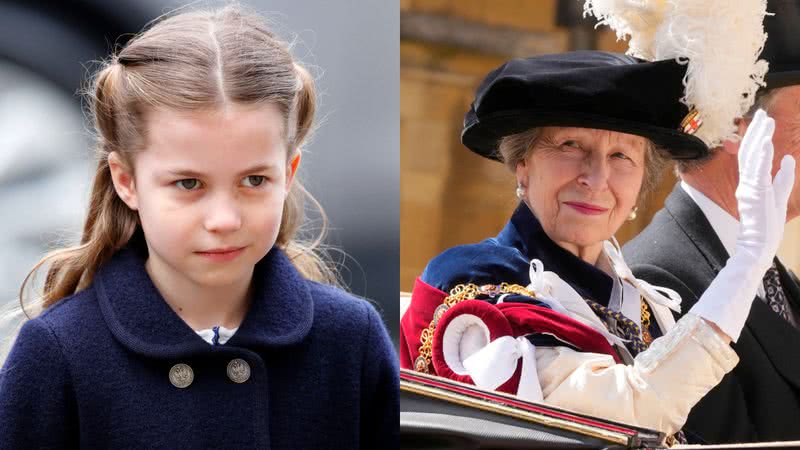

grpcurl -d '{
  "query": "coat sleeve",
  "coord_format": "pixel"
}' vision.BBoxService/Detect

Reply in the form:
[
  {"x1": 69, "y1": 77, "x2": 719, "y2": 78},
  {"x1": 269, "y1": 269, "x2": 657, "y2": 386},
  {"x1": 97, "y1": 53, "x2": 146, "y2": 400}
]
[
  {"x1": 630, "y1": 262, "x2": 759, "y2": 442},
  {"x1": 0, "y1": 318, "x2": 78, "y2": 449},
  {"x1": 535, "y1": 313, "x2": 738, "y2": 435},
  {"x1": 359, "y1": 304, "x2": 400, "y2": 450}
]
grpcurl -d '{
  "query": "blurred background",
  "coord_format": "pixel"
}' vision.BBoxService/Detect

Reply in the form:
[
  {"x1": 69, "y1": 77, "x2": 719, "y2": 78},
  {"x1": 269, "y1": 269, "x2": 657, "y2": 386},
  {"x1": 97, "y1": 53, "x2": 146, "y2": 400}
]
[
  {"x1": 400, "y1": 0, "x2": 800, "y2": 292},
  {"x1": 0, "y1": 0, "x2": 399, "y2": 340}
]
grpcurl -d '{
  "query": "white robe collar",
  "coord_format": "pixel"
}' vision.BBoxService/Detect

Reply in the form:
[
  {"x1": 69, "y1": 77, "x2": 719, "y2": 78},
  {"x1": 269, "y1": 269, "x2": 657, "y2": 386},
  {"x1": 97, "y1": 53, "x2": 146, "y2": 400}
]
[{"x1": 525, "y1": 238, "x2": 682, "y2": 345}]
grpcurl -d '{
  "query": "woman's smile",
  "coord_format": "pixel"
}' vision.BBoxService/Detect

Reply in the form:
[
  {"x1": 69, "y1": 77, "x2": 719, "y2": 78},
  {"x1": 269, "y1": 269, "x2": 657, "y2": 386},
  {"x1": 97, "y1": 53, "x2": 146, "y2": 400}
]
[{"x1": 562, "y1": 201, "x2": 609, "y2": 216}]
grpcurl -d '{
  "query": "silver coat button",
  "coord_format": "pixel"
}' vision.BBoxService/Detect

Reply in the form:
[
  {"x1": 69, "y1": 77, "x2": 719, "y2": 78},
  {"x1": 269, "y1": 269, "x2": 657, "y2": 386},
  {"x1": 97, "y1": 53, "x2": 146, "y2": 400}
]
[
  {"x1": 227, "y1": 358, "x2": 251, "y2": 383},
  {"x1": 169, "y1": 363, "x2": 194, "y2": 388}
]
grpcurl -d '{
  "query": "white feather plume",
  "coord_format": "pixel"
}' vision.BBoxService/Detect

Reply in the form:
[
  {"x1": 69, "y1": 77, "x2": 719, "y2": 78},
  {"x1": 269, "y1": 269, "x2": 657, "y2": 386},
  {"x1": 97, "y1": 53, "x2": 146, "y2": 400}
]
[{"x1": 583, "y1": 0, "x2": 769, "y2": 147}]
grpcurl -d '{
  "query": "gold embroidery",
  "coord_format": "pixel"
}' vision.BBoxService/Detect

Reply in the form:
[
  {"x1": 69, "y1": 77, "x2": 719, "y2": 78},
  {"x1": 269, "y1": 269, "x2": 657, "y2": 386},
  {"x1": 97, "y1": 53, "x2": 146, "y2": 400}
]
[{"x1": 641, "y1": 298, "x2": 653, "y2": 346}]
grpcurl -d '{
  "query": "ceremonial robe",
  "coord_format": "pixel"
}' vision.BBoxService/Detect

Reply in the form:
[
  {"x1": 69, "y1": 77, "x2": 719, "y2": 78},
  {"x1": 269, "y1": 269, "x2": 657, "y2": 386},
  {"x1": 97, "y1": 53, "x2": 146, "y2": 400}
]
[{"x1": 401, "y1": 203, "x2": 738, "y2": 434}]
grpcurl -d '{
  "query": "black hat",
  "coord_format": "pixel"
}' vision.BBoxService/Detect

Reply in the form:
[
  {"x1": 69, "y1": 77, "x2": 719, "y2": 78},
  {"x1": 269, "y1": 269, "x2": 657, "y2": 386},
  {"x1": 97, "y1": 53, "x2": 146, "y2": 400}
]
[
  {"x1": 762, "y1": 1, "x2": 800, "y2": 89},
  {"x1": 462, "y1": 51, "x2": 708, "y2": 161}
]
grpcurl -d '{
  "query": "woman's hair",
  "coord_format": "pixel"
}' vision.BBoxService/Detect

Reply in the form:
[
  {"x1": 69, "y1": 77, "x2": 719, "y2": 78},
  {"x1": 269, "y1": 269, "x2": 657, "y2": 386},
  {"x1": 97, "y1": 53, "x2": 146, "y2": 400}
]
[
  {"x1": 496, "y1": 127, "x2": 670, "y2": 203},
  {"x1": 19, "y1": 5, "x2": 337, "y2": 314}
]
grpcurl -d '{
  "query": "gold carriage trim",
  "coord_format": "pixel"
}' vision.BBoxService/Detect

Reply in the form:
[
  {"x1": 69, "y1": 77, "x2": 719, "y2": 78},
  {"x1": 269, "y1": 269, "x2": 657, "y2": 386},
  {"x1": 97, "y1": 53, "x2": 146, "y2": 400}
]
[{"x1": 400, "y1": 370, "x2": 639, "y2": 446}]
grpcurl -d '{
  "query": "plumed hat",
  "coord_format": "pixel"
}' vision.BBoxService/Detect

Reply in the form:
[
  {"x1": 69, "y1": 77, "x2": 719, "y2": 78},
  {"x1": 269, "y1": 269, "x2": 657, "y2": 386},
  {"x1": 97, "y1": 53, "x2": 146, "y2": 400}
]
[
  {"x1": 463, "y1": 0, "x2": 769, "y2": 160},
  {"x1": 761, "y1": 0, "x2": 800, "y2": 89}
]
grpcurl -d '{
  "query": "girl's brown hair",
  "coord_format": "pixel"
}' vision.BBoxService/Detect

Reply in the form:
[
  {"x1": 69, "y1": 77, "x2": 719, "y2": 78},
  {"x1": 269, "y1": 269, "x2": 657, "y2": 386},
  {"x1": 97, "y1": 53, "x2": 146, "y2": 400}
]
[{"x1": 20, "y1": 5, "x2": 336, "y2": 314}]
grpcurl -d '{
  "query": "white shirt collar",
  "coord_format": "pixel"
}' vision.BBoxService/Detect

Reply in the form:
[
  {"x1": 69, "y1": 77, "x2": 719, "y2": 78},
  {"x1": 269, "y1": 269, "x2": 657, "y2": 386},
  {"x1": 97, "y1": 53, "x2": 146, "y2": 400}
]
[
  {"x1": 680, "y1": 181, "x2": 738, "y2": 258},
  {"x1": 195, "y1": 325, "x2": 239, "y2": 346}
]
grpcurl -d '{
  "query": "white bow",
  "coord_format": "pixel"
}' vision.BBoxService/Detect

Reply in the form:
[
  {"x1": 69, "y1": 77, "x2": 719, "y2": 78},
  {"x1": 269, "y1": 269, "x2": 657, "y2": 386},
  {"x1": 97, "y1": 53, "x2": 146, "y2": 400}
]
[
  {"x1": 527, "y1": 259, "x2": 549, "y2": 296},
  {"x1": 463, "y1": 335, "x2": 543, "y2": 402},
  {"x1": 604, "y1": 239, "x2": 683, "y2": 313},
  {"x1": 527, "y1": 260, "x2": 575, "y2": 318},
  {"x1": 527, "y1": 258, "x2": 628, "y2": 348}
]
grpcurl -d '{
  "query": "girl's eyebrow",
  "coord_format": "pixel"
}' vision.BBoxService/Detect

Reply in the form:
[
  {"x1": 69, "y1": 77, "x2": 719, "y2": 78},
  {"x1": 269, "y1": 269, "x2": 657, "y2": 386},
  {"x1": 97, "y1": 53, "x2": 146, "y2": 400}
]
[
  {"x1": 164, "y1": 164, "x2": 278, "y2": 178},
  {"x1": 236, "y1": 164, "x2": 278, "y2": 175},
  {"x1": 165, "y1": 168, "x2": 204, "y2": 178}
]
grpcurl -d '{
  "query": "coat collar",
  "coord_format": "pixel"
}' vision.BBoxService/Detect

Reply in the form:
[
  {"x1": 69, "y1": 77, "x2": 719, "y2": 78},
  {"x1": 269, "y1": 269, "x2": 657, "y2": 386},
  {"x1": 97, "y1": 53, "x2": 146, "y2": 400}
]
[
  {"x1": 665, "y1": 184, "x2": 800, "y2": 390},
  {"x1": 94, "y1": 244, "x2": 314, "y2": 359},
  {"x1": 497, "y1": 203, "x2": 613, "y2": 306},
  {"x1": 664, "y1": 184, "x2": 728, "y2": 273}
]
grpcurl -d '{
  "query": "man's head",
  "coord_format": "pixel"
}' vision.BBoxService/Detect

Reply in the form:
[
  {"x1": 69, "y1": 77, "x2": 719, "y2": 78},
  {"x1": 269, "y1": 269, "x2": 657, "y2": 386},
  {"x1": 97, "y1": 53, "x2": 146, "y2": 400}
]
[
  {"x1": 678, "y1": 1, "x2": 800, "y2": 221},
  {"x1": 678, "y1": 86, "x2": 800, "y2": 221}
]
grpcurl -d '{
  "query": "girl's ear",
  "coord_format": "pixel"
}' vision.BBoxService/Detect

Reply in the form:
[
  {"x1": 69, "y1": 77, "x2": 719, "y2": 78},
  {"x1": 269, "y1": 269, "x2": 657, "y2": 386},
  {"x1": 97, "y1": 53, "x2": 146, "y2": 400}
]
[
  {"x1": 286, "y1": 150, "x2": 301, "y2": 191},
  {"x1": 108, "y1": 152, "x2": 139, "y2": 210}
]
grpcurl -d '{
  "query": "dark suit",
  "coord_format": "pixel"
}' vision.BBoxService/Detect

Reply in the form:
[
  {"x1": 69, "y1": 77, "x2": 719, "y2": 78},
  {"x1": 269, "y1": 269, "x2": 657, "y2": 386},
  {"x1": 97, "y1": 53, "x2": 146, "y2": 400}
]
[{"x1": 623, "y1": 184, "x2": 800, "y2": 444}]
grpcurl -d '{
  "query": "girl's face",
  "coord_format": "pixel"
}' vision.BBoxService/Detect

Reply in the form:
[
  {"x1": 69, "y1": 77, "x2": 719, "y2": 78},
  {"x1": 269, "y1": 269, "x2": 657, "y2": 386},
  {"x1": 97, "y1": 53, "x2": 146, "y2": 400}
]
[
  {"x1": 516, "y1": 127, "x2": 645, "y2": 255},
  {"x1": 112, "y1": 103, "x2": 297, "y2": 289}
]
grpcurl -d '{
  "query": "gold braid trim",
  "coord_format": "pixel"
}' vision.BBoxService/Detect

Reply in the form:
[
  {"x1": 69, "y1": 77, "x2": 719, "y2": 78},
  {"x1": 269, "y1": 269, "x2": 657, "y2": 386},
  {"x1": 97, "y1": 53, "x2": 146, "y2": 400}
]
[
  {"x1": 413, "y1": 283, "x2": 536, "y2": 374},
  {"x1": 640, "y1": 297, "x2": 653, "y2": 346}
]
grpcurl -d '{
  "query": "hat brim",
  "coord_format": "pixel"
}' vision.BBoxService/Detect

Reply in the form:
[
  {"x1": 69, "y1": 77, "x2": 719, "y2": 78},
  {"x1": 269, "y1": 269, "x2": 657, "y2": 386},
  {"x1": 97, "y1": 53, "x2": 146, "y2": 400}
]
[{"x1": 462, "y1": 109, "x2": 709, "y2": 161}]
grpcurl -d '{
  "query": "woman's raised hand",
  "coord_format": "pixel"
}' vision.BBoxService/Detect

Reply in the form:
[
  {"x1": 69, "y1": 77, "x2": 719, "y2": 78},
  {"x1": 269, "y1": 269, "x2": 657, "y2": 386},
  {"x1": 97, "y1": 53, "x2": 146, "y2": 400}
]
[
  {"x1": 735, "y1": 109, "x2": 796, "y2": 269},
  {"x1": 689, "y1": 109, "x2": 796, "y2": 342}
]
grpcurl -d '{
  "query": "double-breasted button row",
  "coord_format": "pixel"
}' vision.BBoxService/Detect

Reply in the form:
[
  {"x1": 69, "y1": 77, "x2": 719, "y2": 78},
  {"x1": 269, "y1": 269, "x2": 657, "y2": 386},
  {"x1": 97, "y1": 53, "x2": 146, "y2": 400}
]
[
  {"x1": 227, "y1": 358, "x2": 251, "y2": 384},
  {"x1": 169, "y1": 359, "x2": 251, "y2": 388},
  {"x1": 169, "y1": 363, "x2": 194, "y2": 388}
]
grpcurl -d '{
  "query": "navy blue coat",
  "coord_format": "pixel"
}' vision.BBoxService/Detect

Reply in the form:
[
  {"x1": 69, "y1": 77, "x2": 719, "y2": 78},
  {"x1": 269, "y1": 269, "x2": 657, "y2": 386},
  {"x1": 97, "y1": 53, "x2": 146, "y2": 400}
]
[
  {"x1": 0, "y1": 245, "x2": 399, "y2": 449},
  {"x1": 423, "y1": 203, "x2": 614, "y2": 307}
]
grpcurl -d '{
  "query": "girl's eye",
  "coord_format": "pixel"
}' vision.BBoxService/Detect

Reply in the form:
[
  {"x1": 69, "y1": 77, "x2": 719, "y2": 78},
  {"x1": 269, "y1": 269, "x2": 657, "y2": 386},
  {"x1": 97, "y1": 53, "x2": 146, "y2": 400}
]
[
  {"x1": 242, "y1": 175, "x2": 266, "y2": 187},
  {"x1": 175, "y1": 179, "x2": 200, "y2": 190}
]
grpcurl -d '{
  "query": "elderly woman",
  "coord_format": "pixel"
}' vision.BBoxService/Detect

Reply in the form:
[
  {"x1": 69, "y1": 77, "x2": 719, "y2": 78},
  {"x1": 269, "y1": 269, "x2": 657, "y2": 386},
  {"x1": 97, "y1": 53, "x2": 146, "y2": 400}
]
[{"x1": 399, "y1": 51, "x2": 795, "y2": 437}]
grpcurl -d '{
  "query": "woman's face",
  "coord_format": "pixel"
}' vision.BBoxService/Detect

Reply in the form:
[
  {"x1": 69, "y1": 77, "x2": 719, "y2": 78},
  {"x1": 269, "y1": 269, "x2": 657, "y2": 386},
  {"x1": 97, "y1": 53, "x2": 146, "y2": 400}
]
[
  {"x1": 516, "y1": 127, "x2": 646, "y2": 254},
  {"x1": 111, "y1": 103, "x2": 297, "y2": 290}
]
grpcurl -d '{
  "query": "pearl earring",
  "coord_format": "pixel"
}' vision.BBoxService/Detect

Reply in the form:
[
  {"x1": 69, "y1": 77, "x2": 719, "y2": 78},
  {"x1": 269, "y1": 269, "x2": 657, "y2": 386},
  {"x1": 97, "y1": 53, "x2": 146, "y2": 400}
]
[
  {"x1": 516, "y1": 184, "x2": 526, "y2": 199},
  {"x1": 627, "y1": 207, "x2": 639, "y2": 221}
]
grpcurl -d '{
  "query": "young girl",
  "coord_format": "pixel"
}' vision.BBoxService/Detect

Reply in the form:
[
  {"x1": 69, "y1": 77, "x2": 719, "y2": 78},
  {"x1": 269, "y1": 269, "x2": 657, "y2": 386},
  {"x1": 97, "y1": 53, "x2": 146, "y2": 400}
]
[{"x1": 0, "y1": 6, "x2": 398, "y2": 449}]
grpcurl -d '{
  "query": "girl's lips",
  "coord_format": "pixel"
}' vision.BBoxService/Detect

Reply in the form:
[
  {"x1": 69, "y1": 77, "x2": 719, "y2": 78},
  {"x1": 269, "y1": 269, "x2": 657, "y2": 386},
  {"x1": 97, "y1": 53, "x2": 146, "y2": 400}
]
[
  {"x1": 563, "y1": 201, "x2": 609, "y2": 216},
  {"x1": 195, "y1": 247, "x2": 246, "y2": 262}
]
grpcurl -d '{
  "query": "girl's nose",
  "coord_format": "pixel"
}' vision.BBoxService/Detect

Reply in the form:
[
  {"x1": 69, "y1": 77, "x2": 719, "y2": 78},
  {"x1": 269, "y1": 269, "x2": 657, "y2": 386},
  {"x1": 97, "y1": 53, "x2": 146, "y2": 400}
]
[{"x1": 203, "y1": 196, "x2": 242, "y2": 233}]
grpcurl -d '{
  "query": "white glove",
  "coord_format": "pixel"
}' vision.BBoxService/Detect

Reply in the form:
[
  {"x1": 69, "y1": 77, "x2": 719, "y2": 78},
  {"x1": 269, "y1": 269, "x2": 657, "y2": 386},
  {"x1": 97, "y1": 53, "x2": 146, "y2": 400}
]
[{"x1": 690, "y1": 109, "x2": 796, "y2": 342}]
